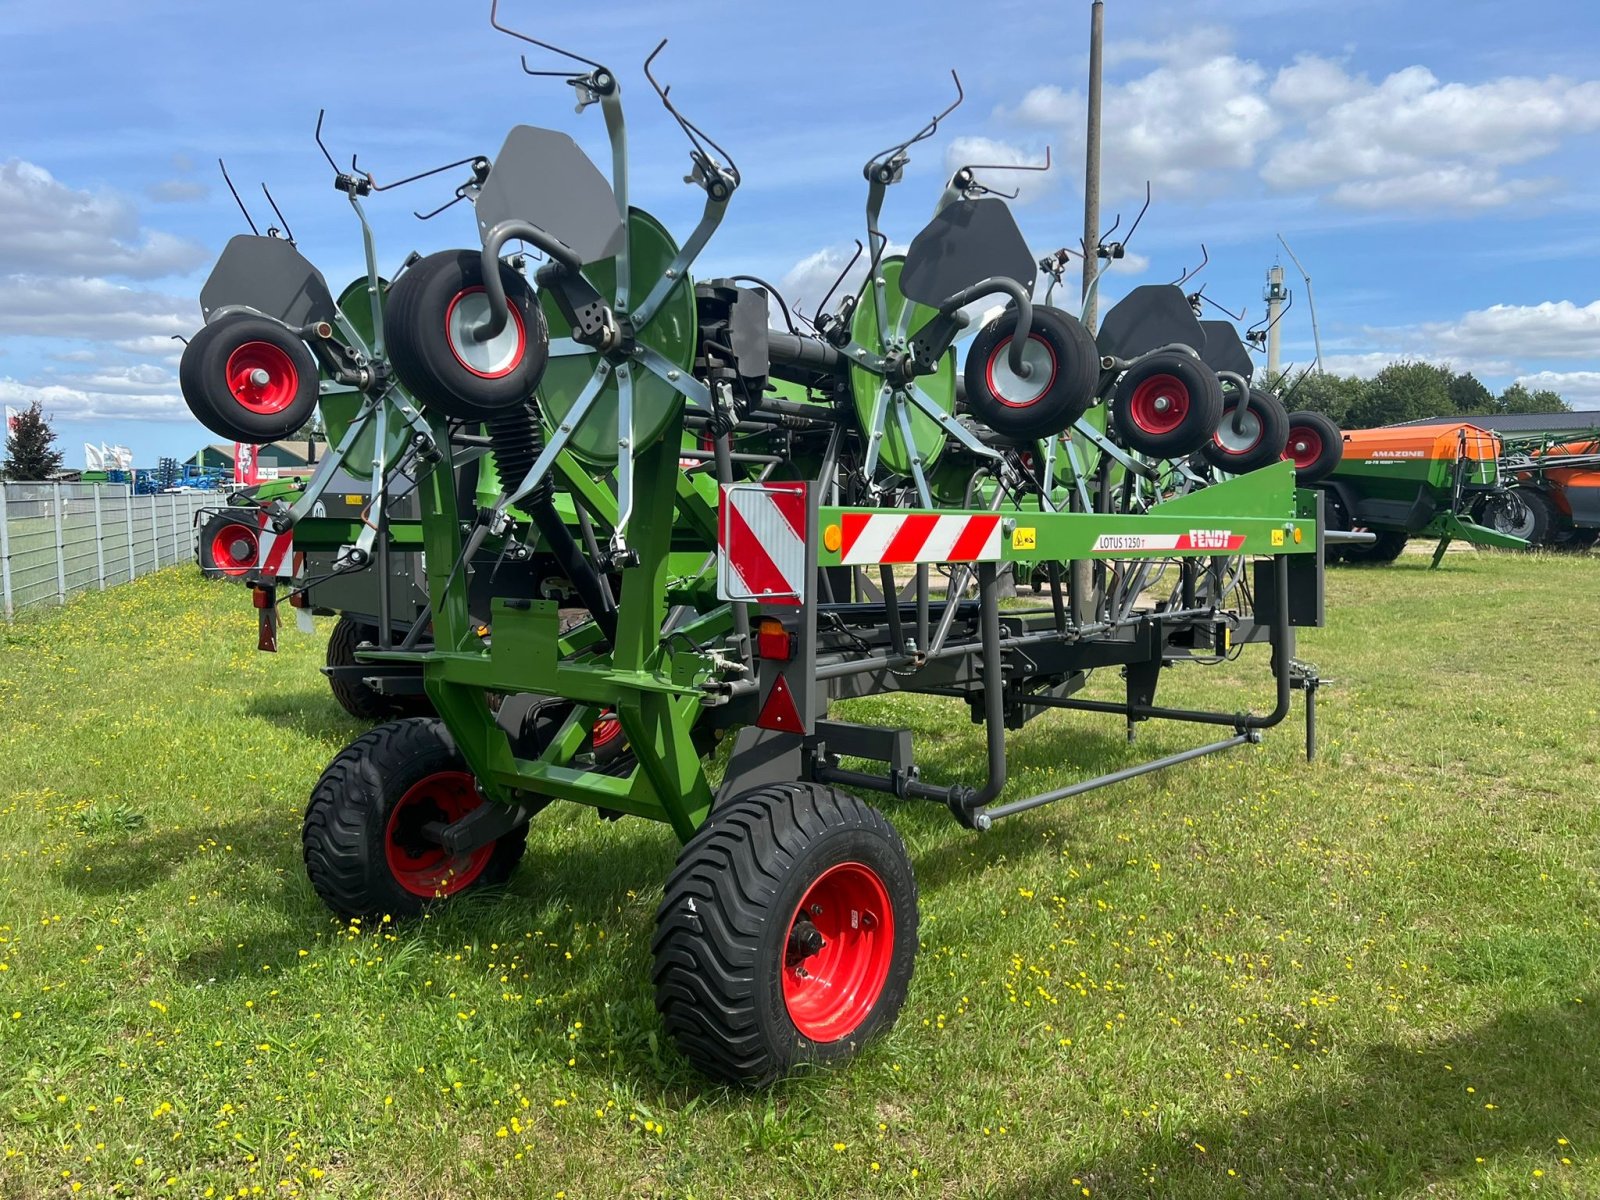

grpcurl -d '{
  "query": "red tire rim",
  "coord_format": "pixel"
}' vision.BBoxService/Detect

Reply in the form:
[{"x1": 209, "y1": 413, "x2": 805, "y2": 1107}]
[
  {"x1": 225, "y1": 342, "x2": 300, "y2": 416},
  {"x1": 1287, "y1": 426, "x2": 1324, "y2": 469},
  {"x1": 1127, "y1": 374, "x2": 1191, "y2": 435},
  {"x1": 592, "y1": 712, "x2": 622, "y2": 749},
  {"x1": 445, "y1": 286, "x2": 526, "y2": 380},
  {"x1": 209, "y1": 522, "x2": 258, "y2": 576},
  {"x1": 383, "y1": 771, "x2": 495, "y2": 899},
  {"x1": 782, "y1": 861, "x2": 894, "y2": 1042},
  {"x1": 984, "y1": 334, "x2": 1058, "y2": 409}
]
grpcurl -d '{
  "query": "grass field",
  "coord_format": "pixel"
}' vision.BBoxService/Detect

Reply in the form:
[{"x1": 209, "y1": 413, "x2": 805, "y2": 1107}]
[{"x1": 1, "y1": 555, "x2": 1597, "y2": 1198}]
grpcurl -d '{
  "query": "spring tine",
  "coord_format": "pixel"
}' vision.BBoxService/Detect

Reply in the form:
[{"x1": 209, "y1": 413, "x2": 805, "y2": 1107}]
[{"x1": 217, "y1": 159, "x2": 258, "y2": 236}]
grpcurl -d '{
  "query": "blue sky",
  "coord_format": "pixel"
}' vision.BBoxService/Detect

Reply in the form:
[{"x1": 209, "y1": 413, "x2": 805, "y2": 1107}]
[{"x1": 4, "y1": 0, "x2": 1600, "y2": 468}]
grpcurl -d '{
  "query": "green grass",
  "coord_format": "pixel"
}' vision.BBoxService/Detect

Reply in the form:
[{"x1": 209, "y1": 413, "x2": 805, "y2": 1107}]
[{"x1": 1, "y1": 555, "x2": 1597, "y2": 1199}]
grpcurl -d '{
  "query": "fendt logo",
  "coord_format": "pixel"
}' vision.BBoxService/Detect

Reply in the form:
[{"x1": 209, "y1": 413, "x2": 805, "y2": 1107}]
[{"x1": 1185, "y1": 529, "x2": 1240, "y2": 550}]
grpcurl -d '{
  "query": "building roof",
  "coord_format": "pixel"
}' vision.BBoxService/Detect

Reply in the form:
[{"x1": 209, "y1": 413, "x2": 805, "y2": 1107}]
[
  {"x1": 188, "y1": 440, "x2": 320, "y2": 468},
  {"x1": 1388, "y1": 411, "x2": 1600, "y2": 434}
]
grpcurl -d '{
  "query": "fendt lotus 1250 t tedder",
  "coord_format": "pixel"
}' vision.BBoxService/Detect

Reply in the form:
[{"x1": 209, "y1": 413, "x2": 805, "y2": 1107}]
[{"x1": 178, "y1": 4, "x2": 1343, "y2": 1085}]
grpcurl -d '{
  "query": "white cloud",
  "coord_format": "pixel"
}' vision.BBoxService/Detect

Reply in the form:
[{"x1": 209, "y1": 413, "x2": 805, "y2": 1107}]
[
  {"x1": 0, "y1": 159, "x2": 207, "y2": 278},
  {"x1": 0, "y1": 377, "x2": 187, "y2": 423},
  {"x1": 1264, "y1": 66, "x2": 1600, "y2": 209},
  {"x1": 779, "y1": 241, "x2": 906, "y2": 323},
  {"x1": 1318, "y1": 352, "x2": 1401, "y2": 378},
  {"x1": 1419, "y1": 300, "x2": 1600, "y2": 360},
  {"x1": 1513, "y1": 371, "x2": 1600, "y2": 405},
  {"x1": 0, "y1": 276, "x2": 191, "y2": 343}
]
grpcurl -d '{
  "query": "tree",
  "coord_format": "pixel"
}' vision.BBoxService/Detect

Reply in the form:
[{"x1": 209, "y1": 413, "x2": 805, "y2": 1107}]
[
  {"x1": 1279, "y1": 370, "x2": 1370, "y2": 425},
  {"x1": 2, "y1": 400, "x2": 65, "y2": 481},
  {"x1": 1347, "y1": 360, "x2": 1454, "y2": 428},
  {"x1": 1448, "y1": 372, "x2": 1494, "y2": 415}
]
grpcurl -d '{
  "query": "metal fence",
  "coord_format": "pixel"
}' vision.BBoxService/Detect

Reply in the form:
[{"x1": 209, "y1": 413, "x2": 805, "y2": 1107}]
[{"x1": 0, "y1": 483, "x2": 217, "y2": 619}]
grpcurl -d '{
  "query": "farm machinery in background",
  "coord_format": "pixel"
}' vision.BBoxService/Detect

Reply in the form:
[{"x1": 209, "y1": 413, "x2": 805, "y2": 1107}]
[
  {"x1": 1315, "y1": 410, "x2": 1600, "y2": 565},
  {"x1": 176, "y1": 3, "x2": 1344, "y2": 1086}
]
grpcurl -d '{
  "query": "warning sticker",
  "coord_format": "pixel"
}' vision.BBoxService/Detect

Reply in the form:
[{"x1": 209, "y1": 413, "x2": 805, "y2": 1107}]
[{"x1": 1011, "y1": 527, "x2": 1037, "y2": 551}]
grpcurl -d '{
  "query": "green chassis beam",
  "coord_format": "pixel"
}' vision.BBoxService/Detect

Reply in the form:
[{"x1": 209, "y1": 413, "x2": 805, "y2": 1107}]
[{"x1": 819, "y1": 463, "x2": 1318, "y2": 566}]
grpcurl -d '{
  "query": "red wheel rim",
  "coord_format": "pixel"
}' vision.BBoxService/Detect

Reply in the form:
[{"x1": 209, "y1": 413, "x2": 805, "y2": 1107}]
[
  {"x1": 444, "y1": 287, "x2": 526, "y2": 380},
  {"x1": 592, "y1": 712, "x2": 621, "y2": 749},
  {"x1": 225, "y1": 342, "x2": 300, "y2": 415},
  {"x1": 383, "y1": 771, "x2": 495, "y2": 899},
  {"x1": 1127, "y1": 374, "x2": 1190, "y2": 435},
  {"x1": 782, "y1": 861, "x2": 894, "y2": 1042},
  {"x1": 209, "y1": 522, "x2": 258, "y2": 576},
  {"x1": 1287, "y1": 426, "x2": 1324, "y2": 469},
  {"x1": 984, "y1": 334, "x2": 1058, "y2": 409}
]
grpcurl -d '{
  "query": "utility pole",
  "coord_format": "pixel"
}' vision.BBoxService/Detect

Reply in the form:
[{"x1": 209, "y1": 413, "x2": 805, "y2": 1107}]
[
  {"x1": 1264, "y1": 264, "x2": 1287, "y2": 380},
  {"x1": 1081, "y1": 0, "x2": 1104, "y2": 332}
]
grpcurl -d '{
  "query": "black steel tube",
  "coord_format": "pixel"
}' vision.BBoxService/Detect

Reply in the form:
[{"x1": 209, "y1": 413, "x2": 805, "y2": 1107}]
[
  {"x1": 971, "y1": 561, "x2": 1008, "y2": 807},
  {"x1": 766, "y1": 330, "x2": 844, "y2": 375},
  {"x1": 880, "y1": 566, "x2": 905, "y2": 652},
  {"x1": 982, "y1": 734, "x2": 1251, "y2": 822}
]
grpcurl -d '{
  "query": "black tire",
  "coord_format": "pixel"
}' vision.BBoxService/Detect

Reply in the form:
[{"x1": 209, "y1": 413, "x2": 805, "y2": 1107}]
[
  {"x1": 1199, "y1": 386, "x2": 1290, "y2": 475},
  {"x1": 652, "y1": 782, "x2": 918, "y2": 1085},
  {"x1": 196, "y1": 508, "x2": 260, "y2": 579},
  {"x1": 384, "y1": 250, "x2": 549, "y2": 421},
  {"x1": 1476, "y1": 488, "x2": 1553, "y2": 546},
  {"x1": 326, "y1": 616, "x2": 432, "y2": 721},
  {"x1": 1110, "y1": 351, "x2": 1223, "y2": 457},
  {"x1": 1342, "y1": 529, "x2": 1409, "y2": 565},
  {"x1": 1284, "y1": 411, "x2": 1344, "y2": 485},
  {"x1": 179, "y1": 313, "x2": 319, "y2": 444},
  {"x1": 303, "y1": 718, "x2": 527, "y2": 920},
  {"x1": 1319, "y1": 488, "x2": 1349, "y2": 565},
  {"x1": 963, "y1": 305, "x2": 1099, "y2": 440},
  {"x1": 1552, "y1": 527, "x2": 1598, "y2": 552}
]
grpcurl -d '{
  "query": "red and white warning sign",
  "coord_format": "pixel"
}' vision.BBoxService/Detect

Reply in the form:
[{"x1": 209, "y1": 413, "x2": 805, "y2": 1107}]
[
  {"x1": 838, "y1": 512, "x2": 1001, "y2": 566},
  {"x1": 256, "y1": 511, "x2": 295, "y2": 578},
  {"x1": 1091, "y1": 529, "x2": 1245, "y2": 555},
  {"x1": 717, "y1": 482, "x2": 809, "y2": 606}
]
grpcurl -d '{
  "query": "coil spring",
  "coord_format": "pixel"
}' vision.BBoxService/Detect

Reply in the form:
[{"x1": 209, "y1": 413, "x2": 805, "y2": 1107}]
[{"x1": 485, "y1": 403, "x2": 550, "y2": 506}]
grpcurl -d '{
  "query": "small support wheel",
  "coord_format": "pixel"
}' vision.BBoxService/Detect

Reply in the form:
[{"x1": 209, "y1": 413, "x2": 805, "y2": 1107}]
[
  {"x1": 963, "y1": 305, "x2": 1099, "y2": 440},
  {"x1": 1110, "y1": 351, "x2": 1223, "y2": 457},
  {"x1": 652, "y1": 782, "x2": 918, "y2": 1085},
  {"x1": 302, "y1": 718, "x2": 526, "y2": 919},
  {"x1": 196, "y1": 508, "x2": 260, "y2": 579},
  {"x1": 384, "y1": 249, "x2": 550, "y2": 421},
  {"x1": 325, "y1": 616, "x2": 433, "y2": 721},
  {"x1": 1284, "y1": 410, "x2": 1344, "y2": 485},
  {"x1": 1199, "y1": 386, "x2": 1289, "y2": 475},
  {"x1": 179, "y1": 313, "x2": 319, "y2": 444}
]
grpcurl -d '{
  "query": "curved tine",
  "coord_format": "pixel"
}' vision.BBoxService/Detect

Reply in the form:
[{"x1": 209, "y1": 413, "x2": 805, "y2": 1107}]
[
  {"x1": 963, "y1": 144, "x2": 1052, "y2": 175},
  {"x1": 865, "y1": 69, "x2": 964, "y2": 169},
  {"x1": 360, "y1": 153, "x2": 490, "y2": 193},
  {"x1": 1247, "y1": 290, "x2": 1293, "y2": 339},
  {"x1": 1197, "y1": 291, "x2": 1245, "y2": 323},
  {"x1": 490, "y1": 0, "x2": 604, "y2": 72},
  {"x1": 414, "y1": 186, "x2": 471, "y2": 222},
  {"x1": 817, "y1": 239, "x2": 864, "y2": 317},
  {"x1": 1173, "y1": 243, "x2": 1209, "y2": 288},
  {"x1": 1121, "y1": 181, "x2": 1153, "y2": 247},
  {"x1": 260, "y1": 183, "x2": 294, "y2": 244},
  {"x1": 313, "y1": 110, "x2": 341, "y2": 176},
  {"x1": 218, "y1": 159, "x2": 258, "y2": 236},
  {"x1": 643, "y1": 38, "x2": 741, "y2": 184}
]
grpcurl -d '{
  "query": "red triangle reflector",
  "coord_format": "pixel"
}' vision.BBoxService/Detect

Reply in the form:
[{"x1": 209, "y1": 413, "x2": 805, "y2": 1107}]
[{"x1": 756, "y1": 673, "x2": 804, "y2": 732}]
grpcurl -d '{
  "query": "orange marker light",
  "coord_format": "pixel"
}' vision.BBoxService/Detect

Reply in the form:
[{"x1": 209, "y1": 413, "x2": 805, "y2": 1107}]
[{"x1": 823, "y1": 523, "x2": 842, "y2": 553}]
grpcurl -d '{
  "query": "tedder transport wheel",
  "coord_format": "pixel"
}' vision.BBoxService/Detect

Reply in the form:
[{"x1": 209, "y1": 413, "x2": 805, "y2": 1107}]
[
  {"x1": 325, "y1": 616, "x2": 432, "y2": 721},
  {"x1": 963, "y1": 305, "x2": 1099, "y2": 440},
  {"x1": 179, "y1": 312, "x2": 319, "y2": 444},
  {"x1": 1199, "y1": 386, "x2": 1289, "y2": 475},
  {"x1": 1110, "y1": 351, "x2": 1223, "y2": 458},
  {"x1": 303, "y1": 718, "x2": 527, "y2": 919},
  {"x1": 384, "y1": 249, "x2": 550, "y2": 421},
  {"x1": 196, "y1": 509, "x2": 259, "y2": 579},
  {"x1": 652, "y1": 783, "x2": 918, "y2": 1085},
  {"x1": 1342, "y1": 529, "x2": 1409, "y2": 565},
  {"x1": 1477, "y1": 488, "x2": 1553, "y2": 546},
  {"x1": 1285, "y1": 410, "x2": 1344, "y2": 485}
]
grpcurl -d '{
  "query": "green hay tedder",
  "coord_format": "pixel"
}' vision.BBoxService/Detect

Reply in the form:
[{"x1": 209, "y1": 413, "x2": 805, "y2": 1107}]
[{"x1": 177, "y1": 5, "x2": 1339, "y2": 1085}]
